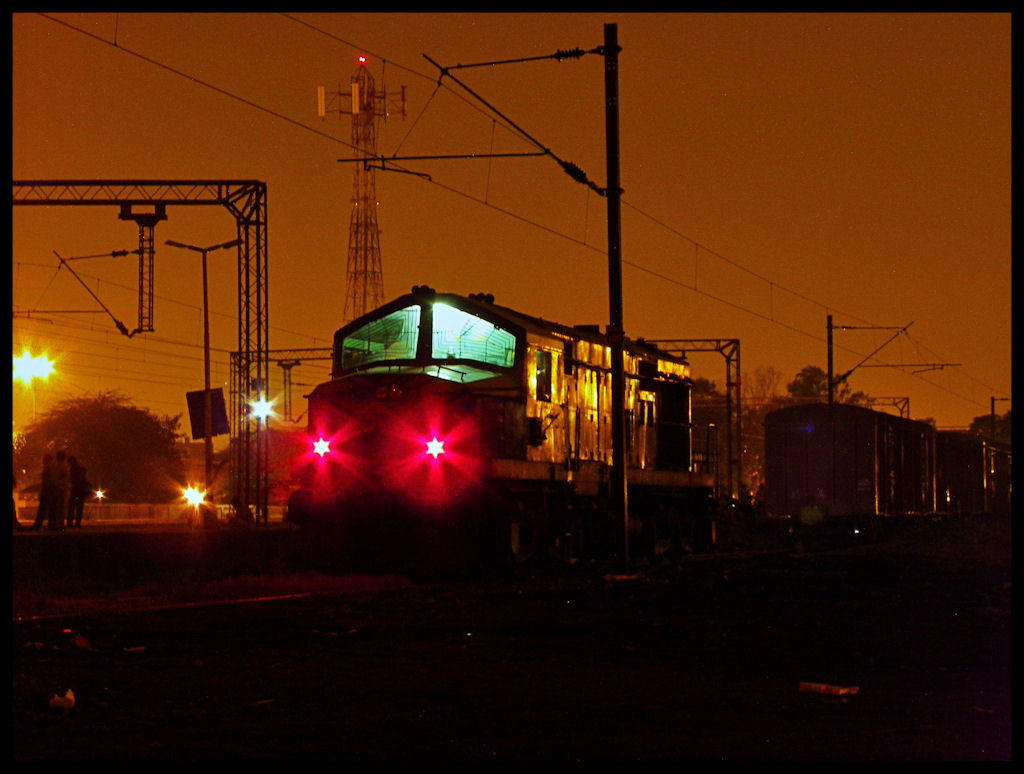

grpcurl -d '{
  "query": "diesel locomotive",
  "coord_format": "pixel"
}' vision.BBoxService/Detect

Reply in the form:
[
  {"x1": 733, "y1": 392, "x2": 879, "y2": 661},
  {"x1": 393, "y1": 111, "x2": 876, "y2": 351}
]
[
  {"x1": 287, "y1": 286, "x2": 715, "y2": 568},
  {"x1": 764, "y1": 402, "x2": 1011, "y2": 527}
]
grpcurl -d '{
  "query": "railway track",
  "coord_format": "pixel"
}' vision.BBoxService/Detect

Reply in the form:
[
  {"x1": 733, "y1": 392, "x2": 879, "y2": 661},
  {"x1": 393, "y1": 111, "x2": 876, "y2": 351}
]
[{"x1": 12, "y1": 515, "x2": 1011, "y2": 761}]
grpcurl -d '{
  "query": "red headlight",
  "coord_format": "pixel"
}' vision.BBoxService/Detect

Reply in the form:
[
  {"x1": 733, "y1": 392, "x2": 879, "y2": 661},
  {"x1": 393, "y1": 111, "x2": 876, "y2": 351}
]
[{"x1": 424, "y1": 436, "x2": 446, "y2": 459}]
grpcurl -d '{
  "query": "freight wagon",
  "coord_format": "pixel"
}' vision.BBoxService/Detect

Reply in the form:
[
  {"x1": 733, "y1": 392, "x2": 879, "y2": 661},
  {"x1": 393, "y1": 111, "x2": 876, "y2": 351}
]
[
  {"x1": 935, "y1": 430, "x2": 1012, "y2": 517},
  {"x1": 764, "y1": 402, "x2": 1011, "y2": 526}
]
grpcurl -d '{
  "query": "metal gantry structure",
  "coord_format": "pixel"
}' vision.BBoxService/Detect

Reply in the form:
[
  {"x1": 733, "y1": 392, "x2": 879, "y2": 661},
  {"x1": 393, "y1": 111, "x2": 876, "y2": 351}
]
[
  {"x1": 319, "y1": 58, "x2": 406, "y2": 324},
  {"x1": 117, "y1": 201, "x2": 166, "y2": 334},
  {"x1": 13, "y1": 180, "x2": 270, "y2": 522}
]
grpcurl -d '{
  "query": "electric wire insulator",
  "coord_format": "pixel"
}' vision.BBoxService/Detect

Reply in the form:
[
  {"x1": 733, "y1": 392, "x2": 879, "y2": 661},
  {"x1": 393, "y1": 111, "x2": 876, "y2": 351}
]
[{"x1": 554, "y1": 48, "x2": 586, "y2": 61}]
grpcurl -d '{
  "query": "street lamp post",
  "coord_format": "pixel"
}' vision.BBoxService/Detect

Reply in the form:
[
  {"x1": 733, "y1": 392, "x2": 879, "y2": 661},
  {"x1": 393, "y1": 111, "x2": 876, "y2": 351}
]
[{"x1": 165, "y1": 238, "x2": 241, "y2": 503}]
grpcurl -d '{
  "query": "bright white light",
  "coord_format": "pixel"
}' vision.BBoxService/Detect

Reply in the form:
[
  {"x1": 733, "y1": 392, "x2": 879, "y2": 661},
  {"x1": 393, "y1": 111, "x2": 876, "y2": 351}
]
[
  {"x1": 313, "y1": 437, "x2": 331, "y2": 457},
  {"x1": 94, "y1": 490, "x2": 105, "y2": 501},
  {"x1": 182, "y1": 486, "x2": 206, "y2": 507},
  {"x1": 13, "y1": 350, "x2": 54, "y2": 383},
  {"x1": 249, "y1": 397, "x2": 275, "y2": 421}
]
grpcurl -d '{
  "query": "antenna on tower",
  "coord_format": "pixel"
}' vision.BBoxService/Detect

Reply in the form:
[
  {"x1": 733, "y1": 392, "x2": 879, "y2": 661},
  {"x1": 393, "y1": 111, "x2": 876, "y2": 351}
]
[{"x1": 318, "y1": 55, "x2": 407, "y2": 324}]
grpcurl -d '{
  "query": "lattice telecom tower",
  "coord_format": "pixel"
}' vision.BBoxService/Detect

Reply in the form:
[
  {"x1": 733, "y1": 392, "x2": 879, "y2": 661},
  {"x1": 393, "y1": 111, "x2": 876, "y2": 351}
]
[{"x1": 319, "y1": 56, "x2": 406, "y2": 323}]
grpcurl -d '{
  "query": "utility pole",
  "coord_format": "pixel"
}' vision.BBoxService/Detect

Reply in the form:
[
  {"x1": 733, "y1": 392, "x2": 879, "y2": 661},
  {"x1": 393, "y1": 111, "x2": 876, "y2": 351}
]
[
  {"x1": 827, "y1": 316, "x2": 959, "y2": 412},
  {"x1": 827, "y1": 314, "x2": 835, "y2": 404},
  {"x1": 414, "y1": 30, "x2": 626, "y2": 565},
  {"x1": 319, "y1": 57, "x2": 406, "y2": 323},
  {"x1": 603, "y1": 23, "x2": 628, "y2": 572},
  {"x1": 990, "y1": 396, "x2": 1010, "y2": 440}
]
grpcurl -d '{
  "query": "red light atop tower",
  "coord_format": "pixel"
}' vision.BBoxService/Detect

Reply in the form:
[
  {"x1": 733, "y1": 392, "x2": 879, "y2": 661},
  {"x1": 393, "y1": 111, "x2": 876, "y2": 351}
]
[{"x1": 357, "y1": 55, "x2": 367, "y2": 65}]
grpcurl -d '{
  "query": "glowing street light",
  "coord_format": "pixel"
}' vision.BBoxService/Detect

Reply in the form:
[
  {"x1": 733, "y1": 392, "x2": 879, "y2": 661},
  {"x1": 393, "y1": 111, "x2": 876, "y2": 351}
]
[
  {"x1": 13, "y1": 349, "x2": 55, "y2": 420},
  {"x1": 13, "y1": 350, "x2": 54, "y2": 382}
]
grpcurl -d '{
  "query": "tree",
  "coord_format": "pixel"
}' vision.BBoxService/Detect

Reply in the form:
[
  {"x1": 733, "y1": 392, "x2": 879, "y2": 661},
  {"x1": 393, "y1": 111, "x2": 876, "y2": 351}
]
[
  {"x1": 786, "y1": 364, "x2": 869, "y2": 405},
  {"x1": 13, "y1": 391, "x2": 188, "y2": 503},
  {"x1": 744, "y1": 364, "x2": 784, "y2": 401},
  {"x1": 786, "y1": 365, "x2": 829, "y2": 398},
  {"x1": 740, "y1": 366, "x2": 789, "y2": 496},
  {"x1": 969, "y1": 410, "x2": 1011, "y2": 445}
]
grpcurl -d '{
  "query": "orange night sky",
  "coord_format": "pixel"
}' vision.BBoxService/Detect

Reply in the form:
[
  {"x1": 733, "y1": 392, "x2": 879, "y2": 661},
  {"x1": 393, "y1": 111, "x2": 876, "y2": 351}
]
[{"x1": 12, "y1": 13, "x2": 1011, "y2": 436}]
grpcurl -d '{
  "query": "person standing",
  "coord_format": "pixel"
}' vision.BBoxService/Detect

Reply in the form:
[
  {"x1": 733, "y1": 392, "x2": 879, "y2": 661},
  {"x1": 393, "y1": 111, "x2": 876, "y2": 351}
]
[
  {"x1": 48, "y1": 450, "x2": 70, "y2": 531},
  {"x1": 31, "y1": 454, "x2": 54, "y2": 531},
  {"x1": 67, "y1": 456, "x2": 90, "y2": 528}
]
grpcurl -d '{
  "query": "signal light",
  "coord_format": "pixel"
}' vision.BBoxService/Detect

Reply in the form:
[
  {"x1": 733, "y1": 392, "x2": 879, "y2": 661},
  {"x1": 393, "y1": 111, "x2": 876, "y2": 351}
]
[
  {"x1": 425, "y1": 436, "x2": 446, "y2": 459},
  {"x1": 313, "y1": 437, "x2": 331, "y2": 458}
]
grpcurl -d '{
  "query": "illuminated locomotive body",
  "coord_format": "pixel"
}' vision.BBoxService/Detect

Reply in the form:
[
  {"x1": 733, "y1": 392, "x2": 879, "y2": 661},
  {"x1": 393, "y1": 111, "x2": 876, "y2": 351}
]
[
  {"x1": 290, "y1": 287, "x2": 714, "y2": 568},
  {"x1": 764, "y1": 402, "x2": 1011, "y2": 527}
]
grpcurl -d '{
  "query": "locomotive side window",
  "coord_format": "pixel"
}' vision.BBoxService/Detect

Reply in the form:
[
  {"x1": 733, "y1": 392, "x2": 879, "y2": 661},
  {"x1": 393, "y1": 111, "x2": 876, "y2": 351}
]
[
  {"x1": 431, "y1": 303, "x2": 516, "y2": 368},
  {"x1": 535, "y1": 350, "x2": 553, "y2": 402},
  {"x1": 340, "y1": 305, "x2": 421, "y2": 370}
]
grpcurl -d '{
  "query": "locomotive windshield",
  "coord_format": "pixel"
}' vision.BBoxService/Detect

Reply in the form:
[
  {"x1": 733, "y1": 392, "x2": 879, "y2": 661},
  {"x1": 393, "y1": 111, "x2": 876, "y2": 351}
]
[
  {"x1": 340, "y1": 304, "x2": 421, "y2": 370},
  {"x1": 431, "y1": 303, "x2": 516, "y2": 368},
  {"x1": 337, "y1": 299, "x2": 518, "y2": 383}
]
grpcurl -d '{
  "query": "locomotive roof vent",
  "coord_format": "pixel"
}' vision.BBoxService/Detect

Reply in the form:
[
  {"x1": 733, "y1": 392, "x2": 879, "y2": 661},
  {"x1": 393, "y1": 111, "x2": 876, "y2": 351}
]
[
  {"x1": 410, "y1": 284, "x2": 436, "y2": 296},
  {"x1": 469, "y1": 292, "x2": 495, "y2": 304}
]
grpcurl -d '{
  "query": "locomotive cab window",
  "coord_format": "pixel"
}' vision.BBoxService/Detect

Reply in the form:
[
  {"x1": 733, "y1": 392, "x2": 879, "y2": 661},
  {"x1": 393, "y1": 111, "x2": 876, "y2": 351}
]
[
  {"x1": 334, "y1": 295, "x2": 520, "y2": 384},
  {"x1": 340, "y1": 305, "x2": 421, "y2": 371},
  {"x1": 431, "y1": 303, "x2": 516, "y2": 368}
]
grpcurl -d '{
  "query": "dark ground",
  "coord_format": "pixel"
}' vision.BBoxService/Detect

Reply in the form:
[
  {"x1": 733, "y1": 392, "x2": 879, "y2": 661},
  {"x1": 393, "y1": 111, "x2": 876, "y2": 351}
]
[{"x1": 11, "y1": 516, "x2": 1012, "y2": 761}]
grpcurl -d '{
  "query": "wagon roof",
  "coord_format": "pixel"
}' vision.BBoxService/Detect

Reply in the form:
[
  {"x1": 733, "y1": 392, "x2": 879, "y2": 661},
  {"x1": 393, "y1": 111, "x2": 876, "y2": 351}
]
[{"x1": 765, "y1": 401, "x2": 934, "y2": 430}]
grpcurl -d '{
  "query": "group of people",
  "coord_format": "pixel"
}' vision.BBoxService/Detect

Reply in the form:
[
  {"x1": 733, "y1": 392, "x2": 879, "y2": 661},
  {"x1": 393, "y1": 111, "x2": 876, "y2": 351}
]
[{"x1": 14, "y1": 450, "x2": 92, "y2": 531}]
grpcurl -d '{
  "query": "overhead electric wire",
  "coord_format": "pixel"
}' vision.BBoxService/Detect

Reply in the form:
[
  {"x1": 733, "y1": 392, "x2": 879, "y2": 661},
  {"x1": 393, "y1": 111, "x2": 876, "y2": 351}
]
[
  {"x1": 621, "y1": 200, "x2": 878, "y2": 329},
  {"x1": 421, "y1": 52, "x2": 604, "y2": 195},
  {"x1": 14, "y1": 319, "x2": 233, "y2": 381},
  {"x1": 14, "y1": 317, "x2": 325, "y2": 419},
  {"x1": 14, "y1": 258, "x2": 333, "y2": 348},
  {"x1": 26, "y1": 12, "x2": 1001, "y2": 414},
  {"x1": 14, "y1": 292, "x2": 326, "y2": 410},
  {"x1": 15, "y1": 313, "x2": 322, "y2": 386},
  {"x1": 37, "y1": 12, "x2": 365, "y2": 157}
]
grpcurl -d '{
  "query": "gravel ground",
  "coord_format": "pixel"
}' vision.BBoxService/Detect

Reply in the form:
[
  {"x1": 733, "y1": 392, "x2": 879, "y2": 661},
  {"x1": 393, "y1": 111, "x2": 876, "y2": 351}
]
[{"x1": 12, "y1": 517, "x2": 1011, "y2": 761}]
